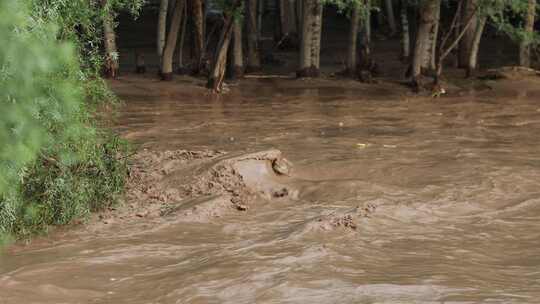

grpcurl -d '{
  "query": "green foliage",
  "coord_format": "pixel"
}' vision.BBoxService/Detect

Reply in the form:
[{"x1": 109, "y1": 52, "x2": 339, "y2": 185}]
[
  {"x1": 3, "y1": 133, "x2": 129, "y2": 237},
  {"x1": 30, "y1": 0, "x2": 145, "y2": 103},
  {"x1": 0, "y1": 0, "x2": 80, "y2": 195},
  {"x1": 331, "y1": 0, "x2": 379, "y2": 20},
  {"x1": 485, "y1": 0, "x2": 539, "y2": 45},
  {"x1": 1, "y1": 0, "x2": 141, "y2": 241}
]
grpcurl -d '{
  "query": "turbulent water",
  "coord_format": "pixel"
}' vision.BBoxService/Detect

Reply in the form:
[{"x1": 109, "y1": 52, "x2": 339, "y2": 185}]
[{"x1": 2, "y1": 77, "x2": 540, "y2": 303}]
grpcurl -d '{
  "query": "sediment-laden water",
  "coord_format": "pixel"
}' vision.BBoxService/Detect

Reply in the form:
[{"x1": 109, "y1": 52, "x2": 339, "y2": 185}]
[{"x1": 1, "y1": 76, "x2": 539, "y2": 303}]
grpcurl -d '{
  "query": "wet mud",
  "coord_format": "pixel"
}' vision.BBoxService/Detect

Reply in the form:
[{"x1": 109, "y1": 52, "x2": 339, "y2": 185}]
[{"x1": 2, "y1": 74, "x2": 540, "y2": 303}]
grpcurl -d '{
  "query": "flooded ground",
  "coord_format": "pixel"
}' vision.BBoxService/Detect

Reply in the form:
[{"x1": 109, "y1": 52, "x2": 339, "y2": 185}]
[{"x1": 1, "y1": 75, "x2": 540, "y2": 303}]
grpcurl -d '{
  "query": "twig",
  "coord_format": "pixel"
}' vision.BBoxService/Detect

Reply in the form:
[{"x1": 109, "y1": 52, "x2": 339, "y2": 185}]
[
  {"x1": 439, "y1": 0, "x2": 463, "y2": 53},
  {"x1": 440, "y1": 4, "x2": 479, "y2": 62}
]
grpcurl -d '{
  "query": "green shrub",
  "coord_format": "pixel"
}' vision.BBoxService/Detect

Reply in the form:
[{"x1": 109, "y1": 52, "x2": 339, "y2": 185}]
[
  {"x1": 3, "y1": 133, "x2": 129, "y2": 237},
  {"x1": 0, "y1": 0, "x2": 80, "y2": 195},
  {"x1": 0, "y1": 0, "x2": 138, "y2": 242}
]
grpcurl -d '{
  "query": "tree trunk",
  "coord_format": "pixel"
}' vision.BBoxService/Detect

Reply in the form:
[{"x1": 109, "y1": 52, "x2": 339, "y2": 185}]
[
  {"x1": 346, "y1": 4, "x2": 360, "y2": 75},
  {"x1": 385, "y1": 0, "x2": 397, "y2": 36},
  {"x1": 400, "y1": 0, "x2": 410, "y2": 62},
  {"x1": 298, "y1": 0, "x2": 312, "y2": 76},
  {"x1": 207, "y1": 1, "x2": 242, "y2": 92},
  {"x1": 279, "y1": 0, "x2": 288, "y2": 36},
  {"x1": 296, "y1": 0, "x2": 303, "y2": 40},
  {"x1": 458, "y1": 0, "x2": 478, "y2": 68},
  {"x1": 288, "y1": 0, "x2": 298, "y2": 33},
  {"x1": 246, "y1": 0, "x2": 261, "y2": 72},
  {"x1": 424, "y1": 0, "x2": 440, "y2": 71},
  {"x1": 157, "y1": 0, "x2": 169, "y2": 61},
  {"x1": 411, "y1": 0, "x2": 440, "y2": 88},
  {"x1": 435, "y1": 0, "x2": 479, "y2": 84},
  {"x1": 177, "y1": 2, "x2": 188, "y2": 74},
  {"x1": 376, "y1": 9, "x2": 384, "y2": 29},
  {"x1": 297, "y1": 0, "x2": 323, "y2": 77},
  {"x1": 233, "y1": 18, "x2": 244, "y2": 78},
  {"x1": 365, "y1": 1, "x2": 371, "y2": 44},
  {"x1": 207, "y1": 33, "x2": 233, "y2": 92},
  {"x1": 102, "y1": 0, "x2": 119, "y2": 78},
  {"x1": 520, "y1": 0, "x2": 536, "y2": 67},
  {"x1": 466, "y1": 15, "x2": 486, "y2": 77},
  {"x1": 135, "y1": 50, "x2": 146, "y2": 73},
  {"x1": 191, "y1": 0, "x2": 205, "y2": 74},
  {"x1": 278, "y1": 0, "x2": 299, "y2": 48},
  {"x1": 161, "y1": 0, "x2": 185, "y2": 80},
  {"x1": 257, "y1": 0, "x2": 264, "y2": 40},
  {"x1": 357, "y1": 0, "x2": 376, "y2": 82}
]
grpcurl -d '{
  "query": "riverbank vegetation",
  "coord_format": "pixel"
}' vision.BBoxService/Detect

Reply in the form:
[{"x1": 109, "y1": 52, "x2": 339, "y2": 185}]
[{"x1": 0, "y1": 0, "x2": 142, "y2": 242}]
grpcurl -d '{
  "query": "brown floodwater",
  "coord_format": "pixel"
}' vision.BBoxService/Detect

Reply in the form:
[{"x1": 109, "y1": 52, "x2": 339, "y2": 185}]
[{"x1": 1, "y1": 76, "x2": 540, "y2": 303}]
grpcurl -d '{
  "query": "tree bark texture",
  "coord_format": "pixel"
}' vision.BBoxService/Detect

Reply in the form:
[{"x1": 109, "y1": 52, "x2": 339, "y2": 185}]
[
  {"x1": 177, "y1": 2, "x2": 189, "y2": 74},
  {"x1": 191, "y1": 0, "x2": 205, "y2": 74},
  {"x1": 161, "y1": 0, "x2": 185, "y2": 80},
  {"x1": 385, "y1": 0, "x2": 397, "y2": 35},
  {"x1": 519, "y1": 0, "x2": 536, "y2": 67},
  {"x1": 346, "y1": 4, "x2": 361, "y2": 75},
  {"x1": 102, "y1": 0, "x2": 119, "y2": 78},
  {"x1": 157, "y1": 0, "x2": 169, "y2": 61},
  {"x1": 233, "y1": 18, "x2": 244, "y2": 78},
  {"x1": 207, "y1": 0, "x2": 243, "y2": 92},
  {"x1": 411, "y1": 0, "x2": 440, "y2": 86},
  {"x1": 246, "y1": 0, "x2": 262, "y2": 71},
  {"x1": 458, "y1": 0, "x2": 478, "y2": 68},
  {"x1": 466, "y1": 15, "x2": 487, "y2": 77},
  {"x1": 400, "y1": 0, "x2": 410, "y2": 61},
  {"x1": 297, "y1": 0, "x2": 323, "y2": 77}
]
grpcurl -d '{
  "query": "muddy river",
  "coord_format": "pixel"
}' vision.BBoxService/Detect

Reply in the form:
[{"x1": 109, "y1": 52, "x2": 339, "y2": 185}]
[{"x1": 1, "y1": 77, "x2": 540, "y2": 303}]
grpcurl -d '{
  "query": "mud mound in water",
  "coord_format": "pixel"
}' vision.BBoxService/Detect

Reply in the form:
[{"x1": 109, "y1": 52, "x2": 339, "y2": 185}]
[
  {"x1": 307, "y1": 204, "x2": 376, "y2": 232},
  {"x1": 124, "y1": 149, "x2": 296, "y2": 223},
  {"x1": 283, "y1": 204, "x2": 377, "y2": 239},
  {"x1": 183, "y1": 150, "x2": 296, "y2": 207},
  {"x1": 127, "y1": 149, "x2": 225, "y2": 205}
]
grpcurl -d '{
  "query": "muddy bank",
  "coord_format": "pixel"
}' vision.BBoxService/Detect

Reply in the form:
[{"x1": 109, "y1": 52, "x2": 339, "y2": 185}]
[{"x1": 92, "y1": 149, "x2": 301, "y2": 226}]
